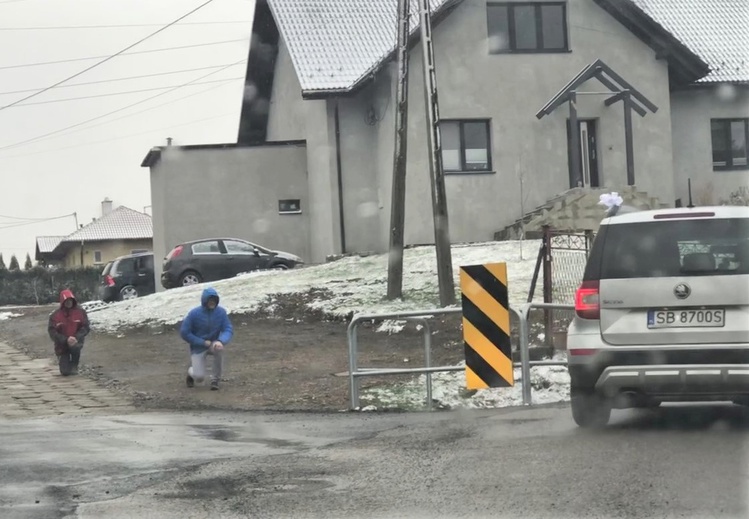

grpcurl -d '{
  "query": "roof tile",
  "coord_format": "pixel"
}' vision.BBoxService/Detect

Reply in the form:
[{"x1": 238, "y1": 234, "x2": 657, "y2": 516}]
[
  {"x1": 633, "y1": 0, "x2": 749, "y2": 83},
  {"x1": 62, "y1": 206, "x2": 152, "y2": 243},
  {"x1": 268, "y1": 0, "x2": 748, "y2": 93}
]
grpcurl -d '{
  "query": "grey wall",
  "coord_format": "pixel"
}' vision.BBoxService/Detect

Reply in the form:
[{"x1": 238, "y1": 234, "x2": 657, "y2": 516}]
[
  {"x1": 149, "y1": 143, "x2": 308, "y2": 290},
  {"x1": 266, "y1": 35, "x2": 306, "y2": 142},
  {"x1": 671, "y1": 86, "x2": 749, "y2": 204},
  {"x1": 328, "y1": 0, "x2": 676, "y2": 253}
]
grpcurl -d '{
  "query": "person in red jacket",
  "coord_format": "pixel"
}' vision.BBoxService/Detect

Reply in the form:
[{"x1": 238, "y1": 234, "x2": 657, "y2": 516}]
[{"x1": 48, "y1": 289, "x2": 90, "y2": 376}]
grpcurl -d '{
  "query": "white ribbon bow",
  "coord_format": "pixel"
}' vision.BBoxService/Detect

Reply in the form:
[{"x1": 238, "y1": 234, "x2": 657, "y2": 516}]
[{"x1": 598, "y1": 192, "x2": 624, "y2": 210}]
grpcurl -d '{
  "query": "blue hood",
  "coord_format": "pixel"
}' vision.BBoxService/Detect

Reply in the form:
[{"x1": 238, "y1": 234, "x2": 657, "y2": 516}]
[{"x1": 201, "y1": 287, "x2": 219, "y2": 307}]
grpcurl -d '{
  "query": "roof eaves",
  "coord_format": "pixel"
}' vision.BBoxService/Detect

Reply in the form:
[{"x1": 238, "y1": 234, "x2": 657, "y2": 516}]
[
  {"x1": 298, "y1": 0, "x2": 466, "y2": 100},
  {"x1": 593, "y1": 0, "x2": 710, "y2": 86},
  {"x1": 141, "y1": 147, "x2": 162, "y2": 168}
]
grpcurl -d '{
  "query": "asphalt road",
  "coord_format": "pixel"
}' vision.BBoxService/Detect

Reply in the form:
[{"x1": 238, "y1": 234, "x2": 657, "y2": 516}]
[{"x1": 1, "y1": 403, "x2": 747, "y2": 519}]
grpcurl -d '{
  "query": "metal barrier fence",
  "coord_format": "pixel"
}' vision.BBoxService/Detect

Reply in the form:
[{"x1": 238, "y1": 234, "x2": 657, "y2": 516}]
[{"x1": 347, "y1": 302, "x2": 574, "y2": 410}]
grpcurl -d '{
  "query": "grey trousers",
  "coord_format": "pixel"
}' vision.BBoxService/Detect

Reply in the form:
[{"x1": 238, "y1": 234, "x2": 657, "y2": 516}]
[{"x1": 188, "y1": 348, "x2": 224, "y2": 383}]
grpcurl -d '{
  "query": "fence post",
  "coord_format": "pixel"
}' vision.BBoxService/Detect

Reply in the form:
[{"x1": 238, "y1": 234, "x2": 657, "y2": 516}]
[{"x1": 542, "y1": 225, "x2": 553, "y2": 349}]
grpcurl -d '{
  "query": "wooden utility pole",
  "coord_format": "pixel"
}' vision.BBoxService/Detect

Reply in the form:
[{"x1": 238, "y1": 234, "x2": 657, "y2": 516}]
[
  {"x1": 386, "y1": 0, "x2": 411, "y2": 300},
  {"x1": 418, "y1": 0, "x2": 455, "y2": 306}
]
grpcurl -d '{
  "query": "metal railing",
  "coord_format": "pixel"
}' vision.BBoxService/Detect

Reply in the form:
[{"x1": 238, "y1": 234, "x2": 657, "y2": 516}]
[{"x1": 346, "y1": 302, "x2": 574, "y2": 410}]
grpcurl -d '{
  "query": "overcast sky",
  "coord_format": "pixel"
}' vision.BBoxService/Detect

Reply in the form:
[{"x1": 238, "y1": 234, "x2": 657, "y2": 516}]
[{"x1": 0, "y1": 0, "x2": 255, "y2": 265}]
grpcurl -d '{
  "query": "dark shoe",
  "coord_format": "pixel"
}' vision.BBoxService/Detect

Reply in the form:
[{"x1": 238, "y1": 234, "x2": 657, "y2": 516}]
[
  {"x1": 71, "y1": 365, "x2": 79, "y2": 375},
  {"x1": 59, "y1": 354, "x2": 72, "y2": 376},
  {"x1": 210, "y1": 380, "x2": 219, "y2": 391},
  {"x1": 186, "y1": 374, "x2": 194, "y2": 388}
]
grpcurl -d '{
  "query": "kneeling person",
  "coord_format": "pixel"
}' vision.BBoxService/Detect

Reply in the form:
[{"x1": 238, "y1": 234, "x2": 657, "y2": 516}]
[{"x1": 180, "y1": 287, "x2": 233, "y2": 390}]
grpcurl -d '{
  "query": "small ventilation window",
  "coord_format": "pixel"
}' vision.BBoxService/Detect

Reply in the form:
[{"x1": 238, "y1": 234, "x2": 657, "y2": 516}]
[{"x1": 279, "y1": 199, "x2": 301, "y2": 214}]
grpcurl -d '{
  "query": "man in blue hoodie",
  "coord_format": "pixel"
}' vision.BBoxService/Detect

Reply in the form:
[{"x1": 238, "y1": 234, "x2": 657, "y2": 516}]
[{"x1": 180, "y1": 287, "x2": 234, "y2": 390}]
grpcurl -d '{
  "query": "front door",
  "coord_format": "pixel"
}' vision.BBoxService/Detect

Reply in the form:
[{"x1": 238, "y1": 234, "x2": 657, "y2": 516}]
[{"x1": 567, "y1": 119, "x2": 600, "y2": 188}]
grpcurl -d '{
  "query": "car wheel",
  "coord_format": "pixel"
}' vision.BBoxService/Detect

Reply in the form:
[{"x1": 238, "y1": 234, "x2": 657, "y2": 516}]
[
  {"x1": 570, "y1": 389, "x2": 612, "y2": 428},
  {"x1": 271, "y1": 262, "x2": 290, "y2": 270},
  {"x1": 179, "y1": 270, "x2": 202, "y2": 286},
  {"x1": 119, "y1": 285, "x2": 139, "y2": 300}
]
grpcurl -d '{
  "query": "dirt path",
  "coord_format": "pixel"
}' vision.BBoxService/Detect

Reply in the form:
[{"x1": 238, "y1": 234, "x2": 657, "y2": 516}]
[{"x1": 0, "y1": 302, "x2": 468, "y2": 412}]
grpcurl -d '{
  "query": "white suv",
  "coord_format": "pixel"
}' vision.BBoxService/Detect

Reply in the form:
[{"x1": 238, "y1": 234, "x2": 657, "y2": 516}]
[{"x1": 567, "y1": 205, "x2": 749, "y2": 427}]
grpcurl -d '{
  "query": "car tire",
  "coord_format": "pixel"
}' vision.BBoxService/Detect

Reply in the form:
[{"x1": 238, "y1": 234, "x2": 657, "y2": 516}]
[
  {"x1": 271, "y1": 262, "x2": 290, "y2": 270},
  {"x1": 179, "y1": 270, "x2": 202, "y2": 286},
  {"x1": 570, "y1": 389, "x2": 612, "y2": 428},
  {"x1": 119, "y1": 285, "x2": 139, "y2": 301}
]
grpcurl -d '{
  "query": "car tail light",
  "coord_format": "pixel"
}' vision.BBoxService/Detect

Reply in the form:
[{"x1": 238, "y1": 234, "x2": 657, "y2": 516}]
[
  {"x1": 569, "y1": 348, "x2": 598, "y2": 356},
  {"x1": 575, "y1": 280, "x2": 600, "y2": 320},
  {"x1": 653, "y1": 211, "x2": 715, "y2": 220},
  {"x1": 105, "y1": 275, "x2": 115, "y2": 287},
  {"x1": 166, "y1": 245, "x2": 183, "y2": 260}
]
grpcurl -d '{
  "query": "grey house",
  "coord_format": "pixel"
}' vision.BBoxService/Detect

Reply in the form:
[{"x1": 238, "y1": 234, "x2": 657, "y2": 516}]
[{"x1": 142, "y1": 0, "x2": 749, "y2": 284}]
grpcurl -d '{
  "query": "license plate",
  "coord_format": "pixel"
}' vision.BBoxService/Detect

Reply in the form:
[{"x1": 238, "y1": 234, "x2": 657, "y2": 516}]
[{"x1": 647, "y1": 309, "x2": 725, "y2": 328}]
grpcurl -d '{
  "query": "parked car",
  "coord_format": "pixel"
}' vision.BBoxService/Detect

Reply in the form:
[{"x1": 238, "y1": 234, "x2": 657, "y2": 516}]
[
  {"x1": 98, "y1": 252, "x2": 156, "y2": 302},
  {"x1": 161, "y1": 237, "x2": 303, "y2": 289},
  {"x1": 567, "y1": 205, "x2": 749, "y2": 428}
]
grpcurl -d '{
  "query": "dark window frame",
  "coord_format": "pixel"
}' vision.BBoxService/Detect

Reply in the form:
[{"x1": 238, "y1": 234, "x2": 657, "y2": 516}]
[
  {"x1": 279, "y1": 199, "x2": 302, "y2": 214},
  {"x1": 487, "y1": 2, "x2": 569, "y2": 54},
  {"x1": 711, "y1": 118, "x2": 749, "y2": 171},
  {"x1": 440, "y1": 119, "x2": 494, "y2": 174}
]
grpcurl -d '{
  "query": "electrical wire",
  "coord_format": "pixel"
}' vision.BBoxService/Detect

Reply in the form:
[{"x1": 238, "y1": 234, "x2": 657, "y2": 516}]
[
  {"x1": 0, "y1": 110, "x2": 237, "y2": 160},
  {"x1": 5, "y1": 77, "x2": 243, "y2": 107},
  {"x1": 0, "y1": 21, "x2": 252, "y2": 30},
  {"x1": 0, "y1": 77, "x2": 239, "y2": 155},
  {"x1": 0, "y1": 59, "x2": 246, "y2": 152},
  {"x1": 0, "y1": 39, "x2": 246, "y2": 71},
  {"x1": 0, "y1": 214, "x2": 75, "y2": 231},
  {"x1": 0, "y1": 0, "x2": 217, "y2": 110},
  {"x1": 0, "y1": 64, "x2": 243, "y2": 96}
]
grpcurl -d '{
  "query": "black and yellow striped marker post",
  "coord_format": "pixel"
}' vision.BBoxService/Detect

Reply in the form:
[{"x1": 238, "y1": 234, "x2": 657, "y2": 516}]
[{"x1": 460, "y1": 262, "x2": 513, "y2": 389}]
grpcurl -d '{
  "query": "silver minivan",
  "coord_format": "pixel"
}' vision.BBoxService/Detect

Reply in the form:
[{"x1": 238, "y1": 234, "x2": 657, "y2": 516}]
[{"x1": 567, "y1": 205, "x2": 749, "y2": 427}]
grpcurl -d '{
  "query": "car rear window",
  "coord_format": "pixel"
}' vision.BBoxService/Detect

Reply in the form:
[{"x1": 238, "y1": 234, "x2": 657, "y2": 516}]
[
  {"x1": 585, "y1": 218, "x2": 749, "y2": 280},
  {"x1": 101, "y1": 262, "x2": 113, "y2": 276}
]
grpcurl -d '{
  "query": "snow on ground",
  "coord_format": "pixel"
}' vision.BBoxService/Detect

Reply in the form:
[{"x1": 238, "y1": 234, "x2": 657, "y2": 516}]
[
  {"x1": 360, "y1": 354, "x2": 570, "y2": 410},
  {"x1": 87, "y1": 239, "x2": 571, "y2": 410},
  {"x1": 0, "y1": 312, "x2": 23, "y2": 321},
  {"x1": 89, "y1": 240, "x2": 544, "y2": 333}
]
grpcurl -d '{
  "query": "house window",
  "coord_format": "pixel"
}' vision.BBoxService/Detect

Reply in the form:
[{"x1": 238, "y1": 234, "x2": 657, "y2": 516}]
[
  {"x1": 487, "y1": 2, "x2": 568, "y2": 53},
  {"x1": 279, "y1": 199, "x2": 301, "y2": 214},
  {"x1": 93, "y1": 251, "x2": 102, "y2": 264},
  {"x1": 711, "y1": 118, "x2": 749, "y2": 170},
  {"x1": 440, "y1": 120, "x2": 492, "y2": 173}
]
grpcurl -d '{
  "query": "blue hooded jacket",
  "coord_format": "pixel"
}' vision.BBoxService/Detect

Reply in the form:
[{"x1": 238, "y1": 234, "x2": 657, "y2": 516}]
[{"x1": 180, "y1": 287, "x2": 234, "y2": 354}]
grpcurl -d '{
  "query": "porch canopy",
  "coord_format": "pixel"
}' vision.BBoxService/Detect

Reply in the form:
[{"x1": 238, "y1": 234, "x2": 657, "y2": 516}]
[{"x1": 536, "y1": 59, "x2": 658, "y2": 187}]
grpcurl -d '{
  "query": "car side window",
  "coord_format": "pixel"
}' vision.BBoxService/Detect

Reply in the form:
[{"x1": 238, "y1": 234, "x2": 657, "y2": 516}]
[
  {"x1": 192, "y1": 241, "x2": 221, "y2": 254},
  {"x1": 223, "y1": 240, "x2": 256, "y2": 255}
]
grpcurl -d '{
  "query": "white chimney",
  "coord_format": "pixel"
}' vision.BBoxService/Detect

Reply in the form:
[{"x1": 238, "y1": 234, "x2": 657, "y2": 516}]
[{"x1": 102, "y1": 197, "x2": 113, "y2": 216}]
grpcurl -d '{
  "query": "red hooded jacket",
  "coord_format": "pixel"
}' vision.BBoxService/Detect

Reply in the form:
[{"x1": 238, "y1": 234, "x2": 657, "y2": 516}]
[{"x1": 48, "y1": 289, "x2": 90, "y2": 354}]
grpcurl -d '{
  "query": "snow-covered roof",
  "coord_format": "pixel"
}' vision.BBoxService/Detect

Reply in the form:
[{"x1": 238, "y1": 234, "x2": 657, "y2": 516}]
[
  {"x1": 632, "y1": 0, "x2": 749, "y2": 84},
  {"x1": 267, "y1": 0, "x2": 746, "y2": 95},
  {"x1": 36, "y1": 236, "x2": 65, "y2": 254},
  {"x1": 267, "y1": 0, "x2": 457, "y2": 94},
  {"x1": 62, "y1": 206, "x2": 152, "y2": 243}
]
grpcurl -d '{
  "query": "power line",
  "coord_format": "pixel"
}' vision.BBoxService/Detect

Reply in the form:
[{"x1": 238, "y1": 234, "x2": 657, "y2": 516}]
[
  {"x1": 0, "y1": 214, "x2": 55, "y2": 221},
  {"x1": 0, "y1": 64, "x2": 242, "y2": 96},
  {"x1": 5, "y1": 77, "x2": 243, "y2": 107},
  {"x1": 0, "y1": 21, "x2": 253, "y2": 30},
  {"x1": 0, "y1": 214, "x2": 75, "y2": 231},
  {"x1": 0, "y1": 110, "x2": 237, "y2": 160},
  {"x1": 0, "y1": 39, "x2": 245, "y2": 71},
  {"x1": 0, "y1": 59, "x2": 246, "y2": 152},
  {"x1": 0, "y1": 77, "x2": 240, "y2": 154},
  {"x1": 0, "y1": 0, "x2": 217, "y2": 111}
]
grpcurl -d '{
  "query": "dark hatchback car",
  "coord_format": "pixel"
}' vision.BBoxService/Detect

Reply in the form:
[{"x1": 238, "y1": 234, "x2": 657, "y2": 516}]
[
  {"x1": 98, "y1": 252, "x2": 156, "y2": 302},
  {"x1": 161, "y1": 237, "x2": 303, "y2": 289}
]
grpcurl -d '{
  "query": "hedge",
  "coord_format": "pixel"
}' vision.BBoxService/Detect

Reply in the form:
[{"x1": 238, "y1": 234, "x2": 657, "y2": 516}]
[{"x1": 0, "y1": 267, "x2": 101, "y2": 306}]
